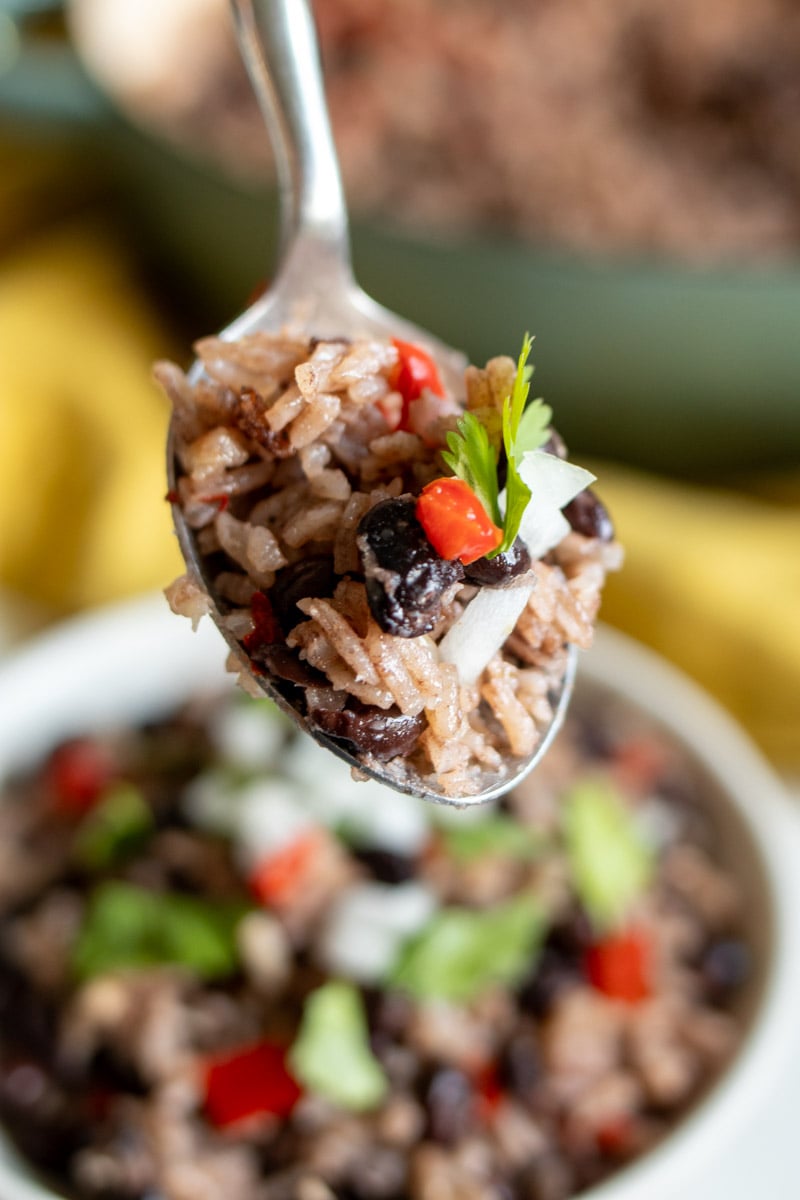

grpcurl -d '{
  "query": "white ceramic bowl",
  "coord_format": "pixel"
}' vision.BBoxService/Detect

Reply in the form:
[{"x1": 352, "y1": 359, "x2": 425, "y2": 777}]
[{"x1": 0, "y1": 595, "x2": 799, "y2": 1200}]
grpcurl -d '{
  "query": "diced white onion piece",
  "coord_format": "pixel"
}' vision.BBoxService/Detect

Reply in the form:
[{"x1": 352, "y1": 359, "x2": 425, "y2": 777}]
[
  {"x1": 319, "y1": 882, "x2": 436, "y2": 984},
  {"x1": 183, "y1": 768, "x2": 242, "y2": 836},
  {"x1": 234, "y1": 780, "x2": 314, "y2": 871},
  {"x1": 284, "y1": 738, "x2": 430, "y2": 855},
  {"x1": 515, "y1": 451, "x2": 596, "y2": 559},
  {"x1": 635, "y1": 795, "x2": 685, "y2": 851},
  {"x1": 211, "y1": 702, "x2": 286, "y2": 771},
  {"x1": 440, "y1": 451, "x2": 596, "y2": 686},
  {"x1": 437, "y1": 582, "x2": 535, "y2": 686}
]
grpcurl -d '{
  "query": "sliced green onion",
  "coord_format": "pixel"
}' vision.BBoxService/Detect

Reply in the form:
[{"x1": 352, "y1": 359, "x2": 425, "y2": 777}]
[
  {"x1": 563, "y1": 779, "x2": 654, "y2": 933},
  {"x1": 73, "y1": 782, "x2": 153, "y2": 870},
  {"x1": 289, "y1": 981, "x2": 388, "y2": 1112},
  {"x1": 441, "y1": 814, "x2": 544, "y2": 862},
  {"x1": 72, "y1": 882, "x2": 248, "y2": 982},
  {"x1": 389, "y1": 894, "x2": 547, "y2": 1004}
]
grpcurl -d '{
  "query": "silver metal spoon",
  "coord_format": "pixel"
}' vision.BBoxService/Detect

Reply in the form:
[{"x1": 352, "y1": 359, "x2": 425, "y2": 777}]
[{"x1": 167, "y1": 0, "x2": 576, "y2": 806}]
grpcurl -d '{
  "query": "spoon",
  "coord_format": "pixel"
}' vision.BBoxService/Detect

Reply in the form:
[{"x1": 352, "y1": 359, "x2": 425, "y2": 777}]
[{"x1": 167, "y1": 0, "x2": 577, "y2": 806}]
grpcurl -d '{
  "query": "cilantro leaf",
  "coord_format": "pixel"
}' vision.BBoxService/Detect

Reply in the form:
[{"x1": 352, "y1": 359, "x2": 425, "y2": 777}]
[
  {"x1": 563, "y1": 780, "x2": 654, "y2": 933},
  {"x1": 505, "y1": 334, "x2": 534, "y2": 446},
  {"x1": 490, "y1": 334, "x2": 537, "y2": 556},
  {"x1": 289, "y1": 981, "x2": 388, "y2": 1111},
  {"x1": 437, "y1": 333, "x2": 554, "y2": 560},
  {"x1": 73, "y1": 783, "x2": 154, "y2": 871},
  {"x1": 442, "y1": 412, "x2": 501, "y2": 525},
  {"x1": 441, "y1": 814, "x2": 544, "y2": 862},
  {"x1": 516, "y1": 398, "x2": 553, "y2": 456},
  {"x1": 389, "y1": 894, "x2": 547, "y2": 1003},
  {"x1": 72, "y1": 882, "x2": 249, "y2": 981}
]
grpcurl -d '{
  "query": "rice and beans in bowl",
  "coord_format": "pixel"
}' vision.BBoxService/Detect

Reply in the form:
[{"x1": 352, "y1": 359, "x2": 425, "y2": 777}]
[
  {"x1": 161, "y1": 332, "x2": 621, "y2": 798},
  {"x1": 0, "y1": 677, "x2": 752, "y2": 1200}
]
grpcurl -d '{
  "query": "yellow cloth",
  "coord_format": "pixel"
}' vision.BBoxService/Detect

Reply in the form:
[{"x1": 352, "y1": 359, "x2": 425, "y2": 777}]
[
  {"x1": 595, "y1": 467, "x2": 800, "y2": 766},
  {"x1": 0, "y1": 223, "x2": 183, "y2": 612},
  {"x1": 0, "y1": 143, "x2": 797, "y2": 767}
]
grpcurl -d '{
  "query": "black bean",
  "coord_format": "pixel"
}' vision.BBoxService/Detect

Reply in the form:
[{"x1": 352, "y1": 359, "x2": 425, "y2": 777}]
[
  {"x1": 464, "y1": 537, "x2": 531, "y2": 586},
  {"x1": 353, "y1": 847, "x2": 418, "y2": 884},
  {"x1": 562, "y1": 489, "x2": 614, "y2": 542},
  {"x1": 0, "y1": 1060, "x2": 88, "y2": 1174},
  {"x1": 357, "y1": 498, "x2": 463, "y2": 638},
  {"x1": 422, "y1": 1066, "x2": 476, "y2": 1145},
  {"x1": 498, "y1": 1031, "x2": 541, "y2": 1104},
  {"x1": 251, "y1": 643, "x2": 328, "y2": 688},
  {"x1": 547, "y1": 911, "x2": 594, "y2": 957},
  {"x1": 369, "y1": 990, "x2": 414, "y2": 1041},
  {"x1": 310, "y1": 702, "x2": 425, "y2": 762},
  {"x1": 517, "y1": 940, "x2": 584, "y2": 1020},
  {"x1": 270, "y1": 555, "x2": 339, "y2": 633},
  {"x1": 701, "y1": 938, "x2": 751, "y2": 1002},
  {"x1": 0, "y1": 956, "x2": 57, "y2": 1063}
]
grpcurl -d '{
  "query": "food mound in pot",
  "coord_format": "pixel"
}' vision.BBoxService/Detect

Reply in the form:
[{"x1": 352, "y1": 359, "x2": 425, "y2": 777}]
[
  {"x1": 0, "y1": 688, "x2": 750, "y2": 1200},
  {"x1": 160, "y1": 333, "x2": 622, "y2": 796}
]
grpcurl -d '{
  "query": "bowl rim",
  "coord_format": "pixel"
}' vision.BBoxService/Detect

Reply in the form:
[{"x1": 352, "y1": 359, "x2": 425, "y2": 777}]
[
  {"x1": 0, "y1": 596, "x2": 799, "y2": 1200},
  {"x1": 576, "y1": 627, "x2": 800, "y2": 1200}
]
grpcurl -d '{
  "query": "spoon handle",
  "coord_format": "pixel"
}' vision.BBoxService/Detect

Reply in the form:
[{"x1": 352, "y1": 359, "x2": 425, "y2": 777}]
[{"x1": 230, "y1": 0, "x2": 352, "y2": 280}]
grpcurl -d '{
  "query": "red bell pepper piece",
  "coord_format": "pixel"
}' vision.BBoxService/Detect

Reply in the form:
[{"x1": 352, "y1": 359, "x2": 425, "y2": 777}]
[
  {"x1": 249, "y1": 828, "x2": 325, "y2": 907},
  {"x1": 45, "y1": 738, "x2": 117, "y2": 817},
  {"x1": 585, "y1": 927, "x2": 652, "y2": 1004},
  {"x1": 390, "y1": 338, "x2": 445, "y2": 402},
  {"x1": 475, "y1": 1061, "x2": 504, "y2": 1120},
  {"x1": 197, "y1": 493, "x2": 230, "y2": 513},
  {"x1": 243, "y1": 590, "x2": 283, "y2": 655},
  {"x1": 596, "y1": 1114, "x2": 634, "y2": 1156},
  {"x1": 203, "y1": 1040, "x2": 302, "y2": 1128},
  {"x1": 389, "y1": 338, "x2": 445, "y2": 432},
  {"x1": 416, "y1": 477, "x2": 502, "y2": 565}
]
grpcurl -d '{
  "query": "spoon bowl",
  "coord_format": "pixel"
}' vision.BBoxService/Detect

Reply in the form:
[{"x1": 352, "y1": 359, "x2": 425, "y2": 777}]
[{"x1": 167, "y1": 0, "x2": 577, "y2": 805}]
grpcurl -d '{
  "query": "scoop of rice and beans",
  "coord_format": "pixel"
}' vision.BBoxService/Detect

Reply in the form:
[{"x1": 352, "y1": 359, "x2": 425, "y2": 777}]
[{"x1": 161, "y1": 332, "x2": 622, "y2": 796}]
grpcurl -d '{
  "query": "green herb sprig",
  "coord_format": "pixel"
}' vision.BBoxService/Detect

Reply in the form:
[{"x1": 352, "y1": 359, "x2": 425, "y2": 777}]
[{"x1": 441, "y1": 334, "x2": 553, "y2": 558}]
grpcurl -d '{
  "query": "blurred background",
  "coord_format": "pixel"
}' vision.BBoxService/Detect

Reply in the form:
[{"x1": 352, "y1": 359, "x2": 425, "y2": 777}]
[{"x1": 0, "y1": 0, "x2": 798, "y2": 773}]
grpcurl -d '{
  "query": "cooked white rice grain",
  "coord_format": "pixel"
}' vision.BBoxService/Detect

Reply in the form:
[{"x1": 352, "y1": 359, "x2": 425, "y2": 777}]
[
  {"x1": 481, "y1": 659, "x2": 539, "y2": 758},
  {"x1": 215, "y1": 510, "x2": 288, "y2": 576},
  {"x1": 195, "y1": 333, "x2": 308, "y2": 392},
  {"x1": 424, "y1": 663, "x2": 461, "y2": 740},
  {"x1": 296, "y1": 599, "x2": 382, "y2": 688},
  {"x1": 309, "y1": 468, "x2": 351, "y2": 502},
  {"x1": 267, "y1": 385, "x2": 305, "y2": 433},
  {"x1": 289, "y1": 393, "x2": 342, "y2": 449},
  {"x1": 183, "y1": 427, "x2": 250, "y2": 482},
  {"x1": 365, "y1": 626, "x2": 428, "y2": 716},
  {"x1": 165, "y1": 574, "x2": 210, "y2": 630},
  {"x1": 299, "y1": 443, "x2": 331, "y2": 478},
  {"x1": 334, "y1": 493, "x2": 373, "y2": 575},
  {"x1": 282, "y1": 501, "x2": 344, "y2": 550}
]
